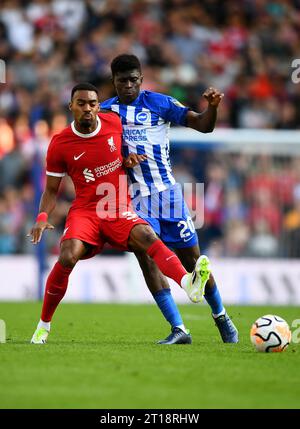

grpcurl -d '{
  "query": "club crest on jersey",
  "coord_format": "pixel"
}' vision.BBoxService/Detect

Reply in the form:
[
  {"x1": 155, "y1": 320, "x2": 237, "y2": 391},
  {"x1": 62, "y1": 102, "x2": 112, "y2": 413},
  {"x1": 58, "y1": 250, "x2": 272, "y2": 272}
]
[
  {"x1": 107, "y1": 136, "x2": 116, "y2": 152},
  {"x1": 136, "y1": 111, "x2": 151, "y2": 124}
]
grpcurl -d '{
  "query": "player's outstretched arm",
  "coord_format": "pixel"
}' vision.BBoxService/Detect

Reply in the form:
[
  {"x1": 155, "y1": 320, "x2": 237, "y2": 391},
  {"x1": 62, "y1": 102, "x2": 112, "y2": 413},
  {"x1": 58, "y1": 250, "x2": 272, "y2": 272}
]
[
  {"x1": 123, "y1": 153, "x2": 147, "y2": 168},
  {"x1": 186, "y1": 87, "x2": 224, "y2": 133},
  {"x1": 27, "y1": 175, "x2": 62, "y2": 244}
]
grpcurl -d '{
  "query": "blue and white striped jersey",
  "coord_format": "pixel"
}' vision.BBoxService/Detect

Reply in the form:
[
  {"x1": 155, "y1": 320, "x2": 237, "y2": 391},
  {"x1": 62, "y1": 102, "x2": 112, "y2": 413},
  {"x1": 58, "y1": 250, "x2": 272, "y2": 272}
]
[{"x1": 101, "y1": 90, "x2": 189, "y2": 197}]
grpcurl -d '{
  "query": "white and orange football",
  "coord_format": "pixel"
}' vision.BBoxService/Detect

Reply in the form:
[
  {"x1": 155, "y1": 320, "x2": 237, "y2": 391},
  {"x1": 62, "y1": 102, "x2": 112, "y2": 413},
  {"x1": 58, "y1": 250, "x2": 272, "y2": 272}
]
[{"x1": 250, "y1": 315, "x2": 291, "y2": 352}]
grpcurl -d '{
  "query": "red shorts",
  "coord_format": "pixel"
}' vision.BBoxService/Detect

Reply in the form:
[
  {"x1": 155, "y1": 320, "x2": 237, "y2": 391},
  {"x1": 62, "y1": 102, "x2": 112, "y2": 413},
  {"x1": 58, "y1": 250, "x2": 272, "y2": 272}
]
[{"x1": 61, "y1": 208, "x2": 148, "y2": 259}]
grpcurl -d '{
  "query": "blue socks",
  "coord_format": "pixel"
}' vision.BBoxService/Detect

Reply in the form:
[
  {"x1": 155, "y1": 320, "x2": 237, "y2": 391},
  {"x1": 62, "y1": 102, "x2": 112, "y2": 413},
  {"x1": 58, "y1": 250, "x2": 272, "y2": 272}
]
[
  {"x1": 152, "y1": 288, "x2": 183, "y2": 328},
  {"x1": 153, "y1": 285, "x2": 224, "y2": 328},
  {"x1": 204, "y1": 283, "x2": 224, "y2": 316}
]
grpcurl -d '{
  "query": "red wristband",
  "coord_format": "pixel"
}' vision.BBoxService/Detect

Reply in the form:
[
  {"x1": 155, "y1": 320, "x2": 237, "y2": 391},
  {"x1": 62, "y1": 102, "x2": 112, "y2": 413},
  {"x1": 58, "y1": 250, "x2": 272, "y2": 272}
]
[{"x1": 36, "y1": 212, "x2": 48, "y2": 223}]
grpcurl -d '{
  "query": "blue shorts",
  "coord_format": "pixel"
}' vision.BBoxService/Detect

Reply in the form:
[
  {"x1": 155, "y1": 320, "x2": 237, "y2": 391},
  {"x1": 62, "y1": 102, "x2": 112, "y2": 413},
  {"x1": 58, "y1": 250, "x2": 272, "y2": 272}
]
[{"x1": 131, "y1": 183, "x2": 198, "y2": 249}]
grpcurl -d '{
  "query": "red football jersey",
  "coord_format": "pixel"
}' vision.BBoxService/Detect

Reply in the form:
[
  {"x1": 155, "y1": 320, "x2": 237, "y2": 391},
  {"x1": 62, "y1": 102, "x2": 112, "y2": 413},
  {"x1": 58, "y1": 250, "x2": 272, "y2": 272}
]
[{"x1": 46, "y1": 112, "x2": 130, "y2": 217}]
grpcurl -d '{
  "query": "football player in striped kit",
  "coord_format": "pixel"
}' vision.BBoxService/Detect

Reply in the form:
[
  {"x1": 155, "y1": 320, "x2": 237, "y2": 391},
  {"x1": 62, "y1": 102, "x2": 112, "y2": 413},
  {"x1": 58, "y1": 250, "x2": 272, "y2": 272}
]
[{"x1": 101, "y1": 55, "x2": 238, "y2": 344}]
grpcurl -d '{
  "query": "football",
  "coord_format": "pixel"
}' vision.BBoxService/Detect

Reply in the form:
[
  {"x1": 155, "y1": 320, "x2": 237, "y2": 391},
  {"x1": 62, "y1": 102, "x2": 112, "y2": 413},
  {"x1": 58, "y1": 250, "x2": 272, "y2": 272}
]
[{"x1": 250, "y1": 314, "x2": 292, "y2": 352}]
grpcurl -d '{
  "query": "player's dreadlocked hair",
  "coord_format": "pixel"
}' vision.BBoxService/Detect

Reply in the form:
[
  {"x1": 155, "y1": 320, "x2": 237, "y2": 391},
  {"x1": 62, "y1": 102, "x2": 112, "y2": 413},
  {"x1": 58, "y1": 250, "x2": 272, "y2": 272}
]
[
  {"x1": 111, "y1": 54, "x2": 142, "y2": 76},
  {"x1": 71, "y1": 82, "x2": 99, "y2": 99}
]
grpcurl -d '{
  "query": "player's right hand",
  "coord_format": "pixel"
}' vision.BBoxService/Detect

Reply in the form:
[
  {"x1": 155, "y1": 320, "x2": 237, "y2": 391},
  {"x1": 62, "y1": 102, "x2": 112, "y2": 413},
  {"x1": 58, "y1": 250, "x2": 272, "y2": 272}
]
[
  {"x1": 123, "y1": 153, "x2": 147, "y2": 168},
  {"x1": 27, "y1": 222, "x2": 55, "y2": 244}
]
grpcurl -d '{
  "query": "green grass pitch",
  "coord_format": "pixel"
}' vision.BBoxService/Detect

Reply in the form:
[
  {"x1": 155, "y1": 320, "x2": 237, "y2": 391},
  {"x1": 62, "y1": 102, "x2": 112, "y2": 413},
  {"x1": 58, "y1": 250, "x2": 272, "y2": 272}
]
[{"x1": 0, "y1": 302, "x2": 299, "y2": 409}]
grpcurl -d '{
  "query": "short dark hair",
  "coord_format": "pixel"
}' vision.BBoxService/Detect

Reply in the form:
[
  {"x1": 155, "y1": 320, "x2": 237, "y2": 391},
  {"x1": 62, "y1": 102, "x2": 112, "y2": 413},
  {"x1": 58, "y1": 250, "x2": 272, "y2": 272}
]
[
  {"x1": 111, "y1": 54, "x2": 141, "y2": 76},
  {"x1": 71, "y1": 83, "x2": 99, "y2": 99}
]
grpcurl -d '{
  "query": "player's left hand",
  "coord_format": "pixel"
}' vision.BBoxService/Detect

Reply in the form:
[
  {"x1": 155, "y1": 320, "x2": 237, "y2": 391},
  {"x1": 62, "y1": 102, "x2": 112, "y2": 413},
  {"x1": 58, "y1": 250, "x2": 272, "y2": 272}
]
[
  {"x1": 203, "y1": 87, "x2": 224, "y2": 107},
  {"x1": 124, "y1": 153, "x2": 147, "y2": 168}
]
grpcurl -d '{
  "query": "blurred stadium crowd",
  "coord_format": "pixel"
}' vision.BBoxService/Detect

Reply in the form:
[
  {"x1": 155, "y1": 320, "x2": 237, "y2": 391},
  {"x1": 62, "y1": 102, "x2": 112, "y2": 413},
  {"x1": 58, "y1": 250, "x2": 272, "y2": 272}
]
[{"x1": 0, "y1": 0, "x2": 300, "y2": 257}]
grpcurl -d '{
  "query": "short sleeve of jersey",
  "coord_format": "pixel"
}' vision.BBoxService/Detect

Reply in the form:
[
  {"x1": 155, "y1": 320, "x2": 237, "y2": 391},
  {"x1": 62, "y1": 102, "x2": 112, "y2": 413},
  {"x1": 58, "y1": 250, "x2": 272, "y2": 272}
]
[
  {"x1": 46, "y1": 135, "x2": 66, "y2": 177},
  {"x1": 145, "y1": 92, "x2": 189, "y2": 126},
  {"x1": 100, "y1": 97, "x2": 117, "y2": 110}
]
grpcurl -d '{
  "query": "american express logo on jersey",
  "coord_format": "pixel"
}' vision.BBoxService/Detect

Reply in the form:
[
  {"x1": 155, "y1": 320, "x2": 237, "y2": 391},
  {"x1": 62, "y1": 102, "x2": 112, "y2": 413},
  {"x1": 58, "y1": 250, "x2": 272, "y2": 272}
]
[{"x1": 123, "y1": 128, "x2": 147, "y2": 142}]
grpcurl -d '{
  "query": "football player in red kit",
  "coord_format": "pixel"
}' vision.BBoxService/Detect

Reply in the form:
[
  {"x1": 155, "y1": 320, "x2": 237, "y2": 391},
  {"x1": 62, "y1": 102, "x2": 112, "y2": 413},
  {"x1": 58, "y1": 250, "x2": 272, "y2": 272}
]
[{"x1": 28, "y1": 83, "x2": 206, "y2": 345}]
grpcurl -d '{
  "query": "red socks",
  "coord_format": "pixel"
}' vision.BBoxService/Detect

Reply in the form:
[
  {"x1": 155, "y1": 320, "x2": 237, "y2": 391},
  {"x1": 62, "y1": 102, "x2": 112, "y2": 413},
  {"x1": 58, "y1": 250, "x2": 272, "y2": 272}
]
[
  {"x1": 41, "y1": 241, "x2": 185, "y2": 323},
  {"x1": 146, "y1": 240, "x2": 187, "y2": 286},
  {"x1": 41, "y1": 261, "x2": 73, "y2": 322}
]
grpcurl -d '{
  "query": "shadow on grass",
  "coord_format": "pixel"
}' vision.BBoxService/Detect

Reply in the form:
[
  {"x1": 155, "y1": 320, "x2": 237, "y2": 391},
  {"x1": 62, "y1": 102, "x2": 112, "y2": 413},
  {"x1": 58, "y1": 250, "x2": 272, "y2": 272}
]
[{"x1": 6, "y1": 339, "x2": 157, "y2": 347}]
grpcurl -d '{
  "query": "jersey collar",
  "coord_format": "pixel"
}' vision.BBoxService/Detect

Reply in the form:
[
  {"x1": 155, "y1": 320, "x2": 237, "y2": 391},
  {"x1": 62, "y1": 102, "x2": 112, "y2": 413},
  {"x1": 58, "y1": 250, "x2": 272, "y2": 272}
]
[
  {"x1": 71, "y1": 116, "x2": 101, "y2": 138},
  {"x1": 117, "y1": 91, "x2": 143, "y2": 106}
]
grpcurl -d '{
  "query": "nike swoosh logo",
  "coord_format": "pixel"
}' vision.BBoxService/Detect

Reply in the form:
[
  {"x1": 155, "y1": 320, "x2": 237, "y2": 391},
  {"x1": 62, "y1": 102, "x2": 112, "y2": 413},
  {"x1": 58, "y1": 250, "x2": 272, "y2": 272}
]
[
  {"x1": 183, "y1": 235, "x2": 194, "y2": 242},
  {"x1": 74, "y1": 152, "x2": 85, "y2": 160}
]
